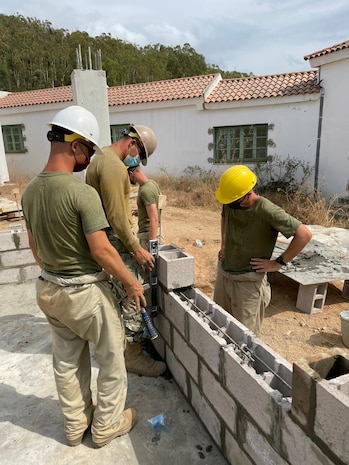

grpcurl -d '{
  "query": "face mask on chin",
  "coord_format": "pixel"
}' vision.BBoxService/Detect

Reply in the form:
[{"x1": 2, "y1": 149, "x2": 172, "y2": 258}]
[
  {"x1": 73, "y1": 163, "x2": 89, "y2": 172},
  {"x1": 228, "y1": 198, "x2": 244, "y2": 209},
  {"x1": 123, "y1": 154, "x2": 140, "y2": 168},
  {"x1": 228, "y1": 193, "x2": 250, "y2": 210}
]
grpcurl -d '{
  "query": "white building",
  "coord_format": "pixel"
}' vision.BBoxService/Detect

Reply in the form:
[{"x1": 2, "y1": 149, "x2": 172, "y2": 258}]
[{"x1": 0, "y1": 39, "x2": 348, "y2": 199}]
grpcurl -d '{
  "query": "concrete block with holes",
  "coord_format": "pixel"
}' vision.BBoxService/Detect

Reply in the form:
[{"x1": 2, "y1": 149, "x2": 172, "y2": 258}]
[
  {"x1": 158, "y1": 244, "x2": 194, "y2": 290},
  {"x1": 296, "y1": 282, "x2": 328, "y2": 314}
]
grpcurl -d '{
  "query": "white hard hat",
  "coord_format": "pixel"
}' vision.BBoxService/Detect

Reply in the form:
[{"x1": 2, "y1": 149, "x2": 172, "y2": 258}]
[{"x1": 48, "y1": 105, "x2": 102, "y2": 153}]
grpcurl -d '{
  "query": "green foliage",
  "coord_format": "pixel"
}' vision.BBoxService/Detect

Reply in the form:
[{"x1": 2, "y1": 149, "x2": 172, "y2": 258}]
[
  {"x1": 0, "y1": 13, "x2": 247, "y2": 92},
  {"x1": 254, "y1": 155, "x2": 314, "y2": 193}
]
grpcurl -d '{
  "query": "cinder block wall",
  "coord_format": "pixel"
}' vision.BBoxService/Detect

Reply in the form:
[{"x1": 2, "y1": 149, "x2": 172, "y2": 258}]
[
  {"x1": 0, "y1": 229, "x2": 40, "y2": 284},
  {"x1": 1, "y1": 235, "x2": 348, "y2": 465},
  {"x1": 153, "y1": 284, "x2": 349, "y2": 465}
]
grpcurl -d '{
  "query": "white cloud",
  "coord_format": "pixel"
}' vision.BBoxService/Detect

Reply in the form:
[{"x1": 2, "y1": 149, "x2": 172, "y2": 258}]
[{"x1": 0, "y1": 0, "x2": 348, "y2": 76}]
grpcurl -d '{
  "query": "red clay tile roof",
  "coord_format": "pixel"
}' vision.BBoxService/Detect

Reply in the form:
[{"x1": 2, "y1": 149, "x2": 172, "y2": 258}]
[
  {"x1": 204, "y1": 70, "x2": 320, "y2": 103},
  {"x1": 0, "y1": 86, "x2": 72, "y2": 109},
  {"x1": 107, "y1": 74, "x2": 216, "y2": 106},
  {"x1": 0, "y1": 71, "x2": 320, "y2": 109},
  {"x1": 304, "y1": 40, "x2": 349, "y2": 61}
]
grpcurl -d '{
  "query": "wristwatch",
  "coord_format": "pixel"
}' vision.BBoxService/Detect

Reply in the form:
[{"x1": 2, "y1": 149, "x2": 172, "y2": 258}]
[{"x1": 276, "y1": 255, "x2": 287, "y2": 266}]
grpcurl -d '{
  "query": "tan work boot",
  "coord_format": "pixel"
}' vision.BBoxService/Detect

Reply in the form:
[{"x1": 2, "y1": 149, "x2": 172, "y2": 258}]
[
  {"x1": 125, "y1": 342, "x2": 167, "y2": 377},
  {"x1": 92, "y1": 408, "x2": 138, "y2": 448}
]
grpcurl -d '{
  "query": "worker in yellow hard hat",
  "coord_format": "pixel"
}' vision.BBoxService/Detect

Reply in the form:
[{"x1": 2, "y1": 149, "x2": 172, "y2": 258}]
[{"x1": 214, "y1": 165, "x2": 312, "y2": 336}]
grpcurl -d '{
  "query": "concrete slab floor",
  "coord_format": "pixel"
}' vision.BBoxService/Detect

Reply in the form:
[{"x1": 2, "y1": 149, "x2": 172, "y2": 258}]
[{"x1": 0, "y1": 281, "x2": 228, "y2": 465}]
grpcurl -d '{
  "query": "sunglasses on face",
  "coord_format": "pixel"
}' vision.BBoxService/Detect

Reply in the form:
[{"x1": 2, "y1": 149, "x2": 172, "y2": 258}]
[{"x1": 78, "y1": 140, "x2": 95, "y2": 158}]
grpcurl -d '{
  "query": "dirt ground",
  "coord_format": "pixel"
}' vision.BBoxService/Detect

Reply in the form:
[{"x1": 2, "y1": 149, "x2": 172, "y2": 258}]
[
  {"x1": 1, "y1": 197, "x2": 349, "y2": 365},
  {"x1": 160, "y1": 205, "x2": 349, "y2": 364}
]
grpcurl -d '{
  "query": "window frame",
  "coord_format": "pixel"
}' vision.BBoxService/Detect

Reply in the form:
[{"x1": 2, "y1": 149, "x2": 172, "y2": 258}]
[
  {"x1": 110, "y1": 124, "x2": 130, "y2": 143},
  {"x1": 213, "y1": 124, "x2": 268, "y2": 164},
  {"x1": 1, "y1": 124, "x2": 26, "y2": 153}
]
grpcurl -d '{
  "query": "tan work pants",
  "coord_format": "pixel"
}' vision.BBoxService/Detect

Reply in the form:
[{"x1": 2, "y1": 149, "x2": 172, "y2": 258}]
[
  {"x1": 213, "y1": 262, "x2": 271, "y2": 337},
  {"x1": 36, "y1": 277, "x2": 127, "y2": 441}
]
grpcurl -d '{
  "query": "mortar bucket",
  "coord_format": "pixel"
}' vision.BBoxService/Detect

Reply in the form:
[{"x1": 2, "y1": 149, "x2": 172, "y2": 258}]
[{"x1": 340, "y1": 311, "x2": 349, "y2": 347}]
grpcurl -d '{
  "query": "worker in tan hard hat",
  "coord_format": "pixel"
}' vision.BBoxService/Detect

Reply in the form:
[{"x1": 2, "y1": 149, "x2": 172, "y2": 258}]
[
  {"x1": 86, "y1": 125, "x2": 167, "y2": 377},
  {"x1": 214, "y1": 165, "x2": 312, "y2": 336},
  {"x1": 22, "y1": 106, "x2": 142, "y2": 448}
]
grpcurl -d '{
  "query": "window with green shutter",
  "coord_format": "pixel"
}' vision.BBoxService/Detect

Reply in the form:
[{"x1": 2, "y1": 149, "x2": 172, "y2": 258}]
[
  {"x1": 110, "y1": 124, "x2": 130, "y2": 143},
  {"x1": 214, "y1": 124, "x2": 268, "y2": 164},
  {"x1": 2, "y1": 124, "x2": 26, "y2": 153}
]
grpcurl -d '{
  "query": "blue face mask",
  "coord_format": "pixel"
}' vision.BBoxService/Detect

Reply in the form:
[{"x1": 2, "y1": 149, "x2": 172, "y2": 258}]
[{"x1": 123, "y1": 154, "x2": 140, "y2": 168}]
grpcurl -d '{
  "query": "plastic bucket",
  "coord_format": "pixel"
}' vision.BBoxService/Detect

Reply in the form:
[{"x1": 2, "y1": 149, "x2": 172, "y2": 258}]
[{"x1": 340, "y1": 311, "x2": 349, "y2": 347}]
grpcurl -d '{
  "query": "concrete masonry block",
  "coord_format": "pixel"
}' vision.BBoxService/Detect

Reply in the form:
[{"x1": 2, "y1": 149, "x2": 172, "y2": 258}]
[
  {"x1": 20, "y1": 264, "x2": 40, "y2": 282},
  {"x1": 243, "y1": 421, "x2": 289, "y2": 465},
  {"x1": 292, "y1": 348, "x2": 349, "y2": 436},
  {"x1": 190, "y1": 379, "x2": 222, "y2": 448},
  {"x1": 165, "y1": 348, "x2": 188, "y2": 399},
  {"x1": 184, "y1": 286, "x2": 216, "y2": 314},
  {"x1": 158, "y1": 245, "x2": 194, "y2": 290},
  {"x1": 0, "y1": 267, "x2": 20, "y2": 284},
  {"x1": 296, "y1": 282, "x2": 328, "y2": 314},
  {"x1": 1, "y1": 249, "x2": 36, "y2": 268},
  {"x1": 162, "y1": 291, "x2": 186, "y2": 337},
  {"x1": 173, "y1": 328, "x2": 198, "y2": 383},
  {"x1": 328, "y1": 372, "x2": 349, "y2": 396},
  {"x1": 188, "y1": 309, "x2": 227, "y2": 377},
  {"x1": 154, "y1": 312, "x2": 171, "y2": 356},
  {"x1": 0, "y1": 229, "x2": 29, "y2": 251},
  {"x1": 250, "y1": 338, "x2": 292, "y2": 398},
  {"x1": 224, "y1": 345, "x2": 282, "y2": 437},
  {"x1": 315, "y1": 376, "x2": 349, "y2": 463},
  {"x1": 281, "y1": 409, "x2": 340, "y2": 465},
  {"x1": 201, "y1": 363, "x2": 237, "y2": 435},
  {"x1": 225, "y1": 429, "x2": 253, "y2": 465}
]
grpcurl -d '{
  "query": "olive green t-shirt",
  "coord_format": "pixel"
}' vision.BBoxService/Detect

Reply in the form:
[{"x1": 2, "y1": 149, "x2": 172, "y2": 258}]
[
  {"x1": 221, "y1": 196, "x2": 301, "y2": 274},
  {"x1": 137, "y1": 180, "x2": 161, "y2": 233},
  {"x1": 86, "y1": 147, "x2": 140, "y2": 253},
  {"x1": 22, "y1": 172, "x2": 109, "y2": 276}
]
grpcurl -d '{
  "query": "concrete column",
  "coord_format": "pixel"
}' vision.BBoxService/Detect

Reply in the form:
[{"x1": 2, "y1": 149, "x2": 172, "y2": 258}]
[{"x1": 71, "y1": 69, "x2": 111, "y2": 147}]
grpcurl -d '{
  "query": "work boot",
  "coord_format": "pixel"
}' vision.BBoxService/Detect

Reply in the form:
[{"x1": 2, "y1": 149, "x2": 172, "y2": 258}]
[
  {"x1": 125, "y1": 342, "x2": 167, "y2": 377},
  {"x1": 92, "y1": 408, "x2": 138, "y2": 448}
]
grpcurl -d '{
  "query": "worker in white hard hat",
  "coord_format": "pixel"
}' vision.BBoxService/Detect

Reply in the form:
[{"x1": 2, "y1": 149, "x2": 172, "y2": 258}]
[
  {"x1": 214, "y1": 165, "x2": 312, "y2": 336},
  {"x1": 86, "y1": 125, "x2": 167, "y2": 377},
  {"x1": 22, "y1": 106, "x2": 142, "y2": 448}
]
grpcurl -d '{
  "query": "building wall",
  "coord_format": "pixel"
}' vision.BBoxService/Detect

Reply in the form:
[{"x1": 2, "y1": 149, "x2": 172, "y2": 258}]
[
  {"x1": 107, "y1": 94, "x2": 319, "y2": 184},
  {"x1": 1, "y1": 52, "x2": 347, "y2": 200},
  {"x1": 317, "y1": 58, "x2": 349, "y2": 198}
]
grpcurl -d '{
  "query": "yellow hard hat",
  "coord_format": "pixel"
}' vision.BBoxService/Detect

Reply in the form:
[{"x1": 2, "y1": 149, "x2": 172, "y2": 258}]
[{"x1": 215, "y1": 165, "x2": 257, "y2": 204}]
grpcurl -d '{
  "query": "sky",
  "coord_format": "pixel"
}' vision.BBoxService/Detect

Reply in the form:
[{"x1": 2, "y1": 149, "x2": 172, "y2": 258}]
[{"x1": 1, "y1": 0, "x2": 348, "y2": 76}]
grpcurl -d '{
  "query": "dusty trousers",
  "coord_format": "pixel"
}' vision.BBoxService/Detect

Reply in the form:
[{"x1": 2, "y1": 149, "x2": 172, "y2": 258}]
[
  {"x1": 106, "y1": 231, "x2": 146, "y2": 343},
  {"x1": 36, "y1": 277, "x2": 127, "y2": 442},
  {"x1": 213, "y1": 262, "x2": 271, "y2": 336}
]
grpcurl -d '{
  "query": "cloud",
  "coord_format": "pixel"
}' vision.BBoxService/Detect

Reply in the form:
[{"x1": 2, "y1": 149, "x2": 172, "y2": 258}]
[{"x1": 1, "y1": 0, "x2": 349, "y2": 76}]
